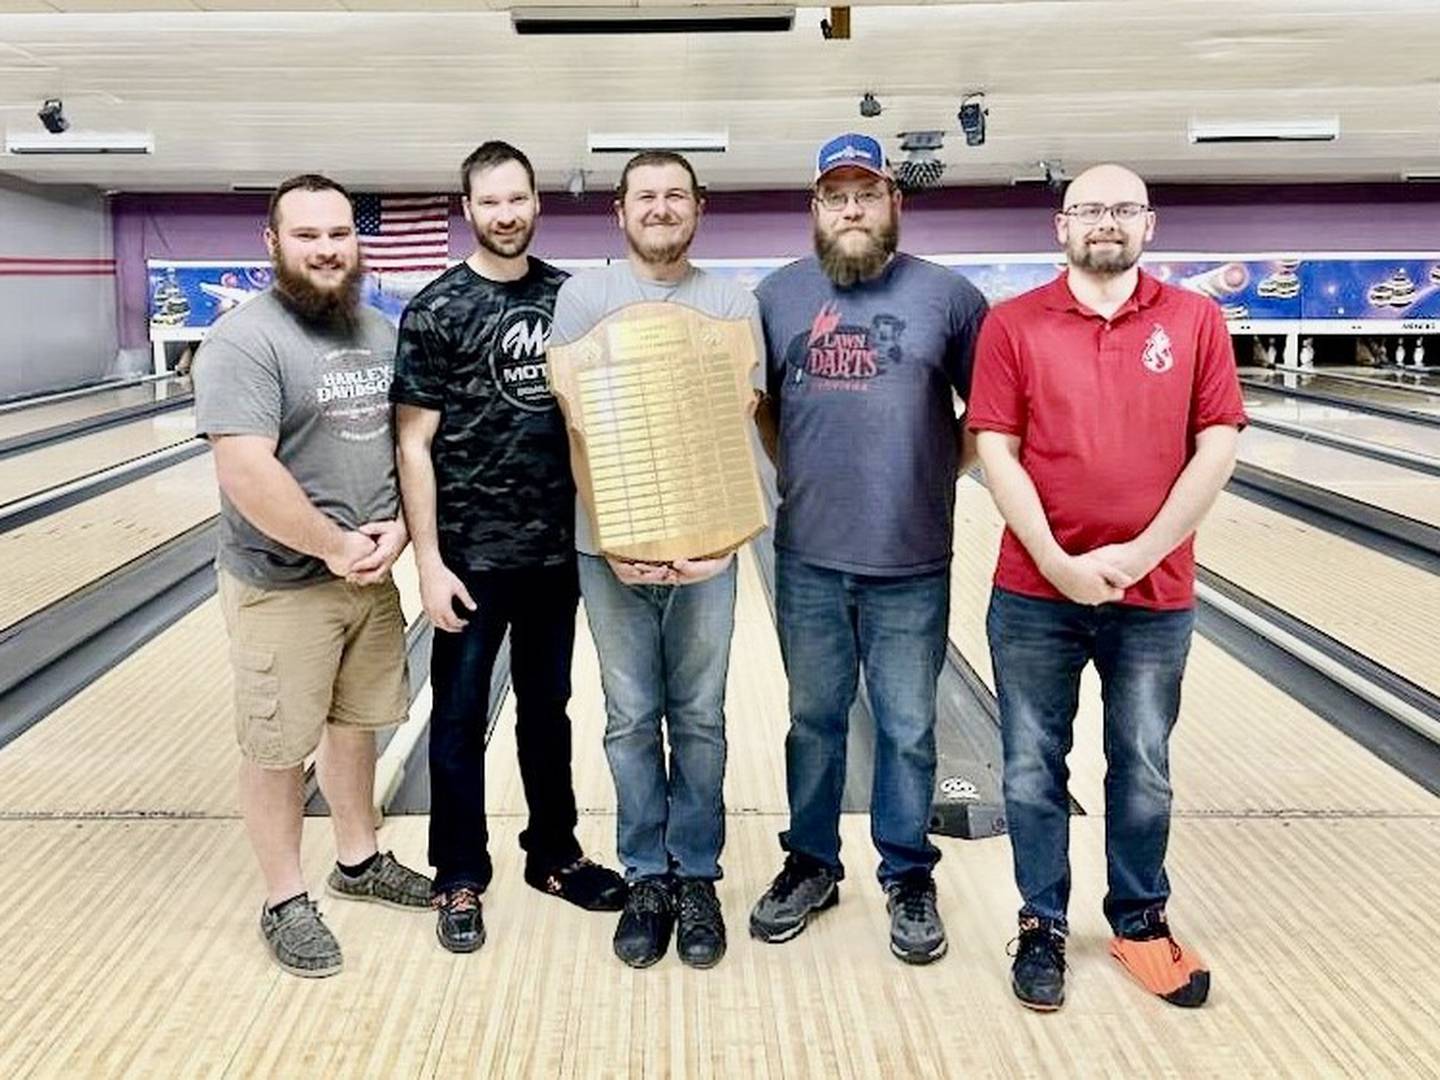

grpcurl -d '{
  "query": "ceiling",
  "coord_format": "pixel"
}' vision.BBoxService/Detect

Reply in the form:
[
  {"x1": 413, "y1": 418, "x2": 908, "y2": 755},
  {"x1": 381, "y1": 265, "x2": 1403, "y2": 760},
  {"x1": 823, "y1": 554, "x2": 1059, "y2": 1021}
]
[{"x1": 1, "y1": 0, "x2": 1439, "y2": 192}]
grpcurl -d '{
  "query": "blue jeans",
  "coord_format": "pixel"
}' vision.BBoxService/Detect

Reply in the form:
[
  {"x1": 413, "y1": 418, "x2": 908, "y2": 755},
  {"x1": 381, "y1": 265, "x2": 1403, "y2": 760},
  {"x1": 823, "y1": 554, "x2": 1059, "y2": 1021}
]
[
  {"x1": 578, "y1": 554, "x2": 737, "y2": 882},
  {"x1": 775, "y1": 550, "x2": 948, "y2": 884},
  {"x1": 986, "y1": 587, "x2": 1195, "y2": 936}
]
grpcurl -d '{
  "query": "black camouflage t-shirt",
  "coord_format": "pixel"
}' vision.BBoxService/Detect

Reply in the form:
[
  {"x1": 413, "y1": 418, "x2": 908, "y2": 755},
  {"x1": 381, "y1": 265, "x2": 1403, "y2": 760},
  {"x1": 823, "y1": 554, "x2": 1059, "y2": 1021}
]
[{"x1": 390, "y1": 258, "x2": 574, "y2": 571}]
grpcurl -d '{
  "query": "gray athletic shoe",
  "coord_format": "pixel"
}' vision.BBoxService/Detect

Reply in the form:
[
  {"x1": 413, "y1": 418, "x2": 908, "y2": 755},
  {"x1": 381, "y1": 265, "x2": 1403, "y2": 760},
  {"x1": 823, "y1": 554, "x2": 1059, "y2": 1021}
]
[
  {"x1": 884, "y1": 873, "x2": 947, "y2": 965},
  {"x1": 749, "y1": 853, "x2": 840, "y2": 943},
  {"x1": 259, "y1": 898, "x2": 343, "y2": 978},
  {"x1": 325, "y1": 851, "x2": 432, "y2": 910}
]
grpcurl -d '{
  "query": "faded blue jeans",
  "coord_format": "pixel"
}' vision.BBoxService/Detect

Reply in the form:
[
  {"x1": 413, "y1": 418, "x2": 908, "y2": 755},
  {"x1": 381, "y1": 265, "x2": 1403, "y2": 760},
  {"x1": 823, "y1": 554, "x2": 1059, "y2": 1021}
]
[
  {"x1": 578, "y1": 554, "x2": 737, "y2": 882},
  {"x1": 986, "y1": 587, "x2": 1195, "y2": 936},
  {"x1": 775, "y1": 550, "x2": 949, "y2": 884}
]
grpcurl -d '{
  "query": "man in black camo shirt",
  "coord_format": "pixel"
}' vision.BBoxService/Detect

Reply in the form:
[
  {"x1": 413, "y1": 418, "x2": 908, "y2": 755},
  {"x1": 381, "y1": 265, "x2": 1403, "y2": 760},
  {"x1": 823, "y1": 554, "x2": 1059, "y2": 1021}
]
[{"x1": 392, "y1": 141, "x2": 624, "y2": 954}]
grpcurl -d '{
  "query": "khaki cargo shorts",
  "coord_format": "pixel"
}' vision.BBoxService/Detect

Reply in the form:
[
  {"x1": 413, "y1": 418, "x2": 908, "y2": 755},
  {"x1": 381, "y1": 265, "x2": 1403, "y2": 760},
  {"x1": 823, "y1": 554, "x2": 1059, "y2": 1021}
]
[{"x1": 217, "y1": 568, "x2": 410, "y2": 768}]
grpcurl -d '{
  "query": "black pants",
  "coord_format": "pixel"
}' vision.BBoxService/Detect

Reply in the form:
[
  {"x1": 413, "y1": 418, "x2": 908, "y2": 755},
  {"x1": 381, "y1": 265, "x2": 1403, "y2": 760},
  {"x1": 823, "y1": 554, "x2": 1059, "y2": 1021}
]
[{"x1": 427, "y1": 560, "x2": 584, "y2": 893}]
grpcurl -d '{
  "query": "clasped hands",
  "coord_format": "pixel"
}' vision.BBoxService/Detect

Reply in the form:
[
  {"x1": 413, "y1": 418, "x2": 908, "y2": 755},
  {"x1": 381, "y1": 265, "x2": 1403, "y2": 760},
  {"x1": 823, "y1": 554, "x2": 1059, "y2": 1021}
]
[
  {"x1": 1039, "y1": 540, "x2": 1155, "y2": 607},
  {"x1": 605, "y1": 553, "x2": 734, "y2": 588},
  {"x1": 323, "y1": 519, "x2": 408, "y2": 586}
]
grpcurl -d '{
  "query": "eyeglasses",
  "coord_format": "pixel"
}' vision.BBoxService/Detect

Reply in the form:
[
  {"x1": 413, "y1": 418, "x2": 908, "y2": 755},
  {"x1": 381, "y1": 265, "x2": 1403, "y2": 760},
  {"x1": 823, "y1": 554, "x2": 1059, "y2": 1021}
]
[
  {"x1": 815, "y1": 187, "x2": 890, "y2": 212},
  {"x1": 1060, "y1": 201, "x2": 1151, "y2": 224}
]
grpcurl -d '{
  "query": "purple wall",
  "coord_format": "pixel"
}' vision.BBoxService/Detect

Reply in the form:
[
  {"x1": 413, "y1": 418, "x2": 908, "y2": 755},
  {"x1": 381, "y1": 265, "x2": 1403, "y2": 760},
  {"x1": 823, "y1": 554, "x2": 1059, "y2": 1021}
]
[{"x1": 113, "y1": 183, "x2": 1440, "y2": 348}]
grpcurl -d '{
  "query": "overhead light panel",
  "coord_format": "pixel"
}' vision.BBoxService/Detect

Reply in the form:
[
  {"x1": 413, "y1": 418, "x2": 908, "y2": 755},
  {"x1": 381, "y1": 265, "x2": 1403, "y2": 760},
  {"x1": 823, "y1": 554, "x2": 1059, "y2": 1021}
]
[
  {"x1": 5, "y1": 130, "x2": 153, "y2": 155},
  {"x1": 1188, "y1": 118, "x2": 1338, "y2": 144},
  {"x1": 588, "y1": 131, "x2": 729, "y2": 154},
  {"x1": 513, "y1": 6, "x2": 793, "y2": 34}
]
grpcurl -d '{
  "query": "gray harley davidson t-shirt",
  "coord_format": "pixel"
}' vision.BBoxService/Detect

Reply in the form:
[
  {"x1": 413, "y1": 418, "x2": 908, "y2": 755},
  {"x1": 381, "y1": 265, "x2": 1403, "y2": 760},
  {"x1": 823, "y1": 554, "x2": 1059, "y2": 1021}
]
[{"x1": 194, "y1": 288, "x2": 400, "y2": 588}]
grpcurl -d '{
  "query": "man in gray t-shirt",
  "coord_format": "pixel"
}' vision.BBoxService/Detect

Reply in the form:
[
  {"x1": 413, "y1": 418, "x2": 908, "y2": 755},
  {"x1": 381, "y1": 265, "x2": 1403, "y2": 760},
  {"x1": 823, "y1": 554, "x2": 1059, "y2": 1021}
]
[
  {"x1": 548, "y1": 151, "x2": 762, "y2": 972},
  {"x1": 748, "y1": 134, "x2": 986, "y2": 966},
  {"x1": 193, "y1": 175, "x2": 430, "y2": 979}
]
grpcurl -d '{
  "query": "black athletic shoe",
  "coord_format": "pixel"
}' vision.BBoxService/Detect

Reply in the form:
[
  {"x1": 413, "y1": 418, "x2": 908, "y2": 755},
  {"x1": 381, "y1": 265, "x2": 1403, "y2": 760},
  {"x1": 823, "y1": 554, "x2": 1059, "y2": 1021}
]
[
  {"x1": 613, "y1": 878, "x2": 675, "y2": 969},
  {"x1": 525, "y1": 856, "x2": 627, "y2": 912},
  {"x1": 433, "y1": 886, "x2": 485, "y2": 954},
  {"x1": 675, "y1": 878, "x2": 726, "y2": 969},
  {"x1": 1010, "y1": 915, "x2": 1067, "y2": 1011}
]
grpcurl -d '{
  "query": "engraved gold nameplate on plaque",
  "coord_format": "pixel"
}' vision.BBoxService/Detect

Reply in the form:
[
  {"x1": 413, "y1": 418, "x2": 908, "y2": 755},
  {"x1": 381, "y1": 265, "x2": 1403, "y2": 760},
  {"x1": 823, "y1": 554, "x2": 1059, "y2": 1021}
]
[{"x1": 547, "y1": 301, "x2": 766, "y2": 562}]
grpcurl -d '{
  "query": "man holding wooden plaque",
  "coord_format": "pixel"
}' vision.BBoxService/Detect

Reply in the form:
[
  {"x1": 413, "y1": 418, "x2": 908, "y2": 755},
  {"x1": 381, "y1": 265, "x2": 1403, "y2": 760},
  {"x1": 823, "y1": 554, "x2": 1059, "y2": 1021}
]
[{"x1": 548, "y1": 151, "x2": 765, "y2": 971}]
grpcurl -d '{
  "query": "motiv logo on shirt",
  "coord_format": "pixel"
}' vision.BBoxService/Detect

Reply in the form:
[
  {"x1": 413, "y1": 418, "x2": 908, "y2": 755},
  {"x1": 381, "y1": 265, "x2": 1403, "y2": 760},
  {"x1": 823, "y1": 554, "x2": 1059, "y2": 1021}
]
[
  {"x1": 1141, "y1": 324, "x2": 1175, "y2": 374},
  {"x1": 315, "y1": 347, "x2": 392, "y2": 442},
  {"x1": 785, "y1": 302, "x2": 906, "y2": 388},
  {"x1": 490, "y1": 303, "x2": 557, "y2": 412}
]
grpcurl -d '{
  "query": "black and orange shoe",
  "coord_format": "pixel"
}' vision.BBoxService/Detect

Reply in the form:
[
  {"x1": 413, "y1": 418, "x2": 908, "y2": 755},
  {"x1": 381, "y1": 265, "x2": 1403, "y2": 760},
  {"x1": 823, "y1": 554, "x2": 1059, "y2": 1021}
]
[{"x1": 1109, "y1": 913, "x2": 1210, "y2": 1007}]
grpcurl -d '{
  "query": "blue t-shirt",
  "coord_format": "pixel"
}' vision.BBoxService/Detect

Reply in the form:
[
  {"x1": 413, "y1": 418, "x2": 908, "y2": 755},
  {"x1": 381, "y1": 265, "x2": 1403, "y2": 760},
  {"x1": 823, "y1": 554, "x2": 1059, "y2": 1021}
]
[{"x1": 757, "y1": 253, "x2": 987, "y2": 575}]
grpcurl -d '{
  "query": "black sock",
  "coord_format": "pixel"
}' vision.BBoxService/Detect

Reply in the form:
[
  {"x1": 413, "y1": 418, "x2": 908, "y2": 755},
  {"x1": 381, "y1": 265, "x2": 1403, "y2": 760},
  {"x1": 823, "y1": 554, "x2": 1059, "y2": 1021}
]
[
  {"x1": 337, "y1": 851, "x2": 380, "y2": 879},
  {"x1": 268, "y1": 891, "x2": 309, "y2": 916}
]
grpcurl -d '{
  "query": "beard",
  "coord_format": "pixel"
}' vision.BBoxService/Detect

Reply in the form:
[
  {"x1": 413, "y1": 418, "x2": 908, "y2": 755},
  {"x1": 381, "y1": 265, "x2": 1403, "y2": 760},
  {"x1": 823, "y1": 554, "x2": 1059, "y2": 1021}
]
[
  {"x1": 625, "y1": 217, "x2": 696, "y2": 266},
  {"x1": 272, "y1": 254, "x2": 363, "y2": 329},
  {"x1": 474, "y1": 217, "x2": 535, "y2": 259},
  {"x1": 814, "y1": 217, "x2": 899, "y2": 287},
  {"x1": 1067, "y1": 232, "x2": 1141, "y2": 276}
]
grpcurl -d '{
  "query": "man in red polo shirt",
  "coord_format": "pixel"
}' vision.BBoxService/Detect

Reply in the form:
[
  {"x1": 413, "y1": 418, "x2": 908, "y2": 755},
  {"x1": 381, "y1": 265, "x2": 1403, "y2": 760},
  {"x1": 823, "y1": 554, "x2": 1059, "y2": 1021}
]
[{"x1": 969, "y1": 163, "x2": 1246, "y2": 1012}]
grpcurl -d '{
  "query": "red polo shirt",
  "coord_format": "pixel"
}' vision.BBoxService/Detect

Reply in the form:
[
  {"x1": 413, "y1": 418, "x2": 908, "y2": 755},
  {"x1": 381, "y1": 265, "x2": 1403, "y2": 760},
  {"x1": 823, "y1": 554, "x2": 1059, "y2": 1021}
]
[{"x1": 967, "y1": 271, "x2": 1247, "y2": 609}]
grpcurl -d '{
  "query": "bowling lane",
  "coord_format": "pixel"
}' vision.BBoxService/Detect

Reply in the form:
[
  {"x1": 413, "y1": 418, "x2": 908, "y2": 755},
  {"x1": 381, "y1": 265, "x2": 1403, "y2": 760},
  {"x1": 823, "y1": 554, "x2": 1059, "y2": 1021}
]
[
  {"x1": 950, "y1": 477, "x2": 1436, "y2": 817},
  {"x1": 0, "y1": 408, "x2": 198, "y2": 507},
  {"x1": 0, "y1": 378, "x2": 190, "y2": 443},
  {"x1": 1198, "y1": 491, "x2": 1440, "y2": 699},
  {"x1": 0, "y1": 453, "x2": 217, "y2": 632},
  {"x1": 0, "y1": 549, "x2": 422, "y2": 818},
  {"x1": 1239, "y1": 426, "x2": 1440, "y2": 527},
  {"x1": 1243, "y1": 368, "x2": 1440, "y2": 414},
  {"x1": 1242, "y1": 385, "x2": 1440, "y2": 459}
]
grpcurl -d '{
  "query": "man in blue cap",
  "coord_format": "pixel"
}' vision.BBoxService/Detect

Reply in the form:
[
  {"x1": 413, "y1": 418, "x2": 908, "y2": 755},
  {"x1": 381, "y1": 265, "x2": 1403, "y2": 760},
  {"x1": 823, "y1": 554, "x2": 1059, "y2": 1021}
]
[{"x1": 749, "y1": 133, "x2": 987, "y2": 964}]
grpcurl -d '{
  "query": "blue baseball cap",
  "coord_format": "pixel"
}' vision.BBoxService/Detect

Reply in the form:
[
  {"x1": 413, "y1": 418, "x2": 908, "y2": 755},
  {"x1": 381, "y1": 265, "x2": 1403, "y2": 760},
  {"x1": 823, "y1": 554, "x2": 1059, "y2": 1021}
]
[{"x1": 814, "y1": 133, "x2": 889, "y2": 183}]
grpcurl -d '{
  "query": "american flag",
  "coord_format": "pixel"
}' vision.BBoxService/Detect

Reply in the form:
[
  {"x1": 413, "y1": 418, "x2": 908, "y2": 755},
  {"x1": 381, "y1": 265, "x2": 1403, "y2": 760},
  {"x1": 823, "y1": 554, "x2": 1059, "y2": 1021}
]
[{"x1": 353, "y1": 194, "x2": 450, "y2": 274}]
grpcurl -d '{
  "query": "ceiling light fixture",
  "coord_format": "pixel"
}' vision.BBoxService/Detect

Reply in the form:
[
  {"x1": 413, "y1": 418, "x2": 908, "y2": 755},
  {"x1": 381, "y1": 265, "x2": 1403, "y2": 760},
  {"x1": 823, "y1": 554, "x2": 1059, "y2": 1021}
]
[
  {"x1": 1188, "y1": 118, "x2": 1339, "y2": 144},
  {"x1": 587, "y1": 131, "x2": 728, "y2": 154}
]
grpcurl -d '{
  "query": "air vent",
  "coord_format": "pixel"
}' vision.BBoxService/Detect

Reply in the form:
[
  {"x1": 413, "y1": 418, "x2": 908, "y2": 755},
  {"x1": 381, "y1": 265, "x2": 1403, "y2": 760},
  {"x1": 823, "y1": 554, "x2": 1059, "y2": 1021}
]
[{"x1": 513, "y1": 6, "x2": 794, "y2": 34}]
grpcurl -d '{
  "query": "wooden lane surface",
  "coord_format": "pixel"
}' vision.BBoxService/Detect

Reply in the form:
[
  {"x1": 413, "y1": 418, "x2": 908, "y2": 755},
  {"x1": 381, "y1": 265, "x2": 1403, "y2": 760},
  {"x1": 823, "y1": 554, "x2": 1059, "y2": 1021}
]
[
  {"x1": 950, "y1": 478, "x2": 1437, "y2": 817},
  {"x1": 1198, "y1": 490, "x2": 1440, "y2": 698},
  {"x1": 0, "y1": 813, "x2": 1436, "y2": 1078},
  {"x1": 0, "y1": 453, "x2": 218, "y2": 632},
  {"x1": 0, "y1": 381, "x2": 187, "y2": 442},
  {"x1": 0, "y1": 550, "x2": 422, "y2": 819},
  {"x1": 0, "y1": 409, "x2": 197, "y2": 506},
  {"x1": 1240, "y1": 427, "x2": 1440, "y2": 527}
]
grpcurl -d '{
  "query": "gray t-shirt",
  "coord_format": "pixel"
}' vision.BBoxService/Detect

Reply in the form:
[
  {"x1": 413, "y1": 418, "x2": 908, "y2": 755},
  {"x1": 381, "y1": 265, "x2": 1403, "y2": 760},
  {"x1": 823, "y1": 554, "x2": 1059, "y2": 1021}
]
[
  {"x1": 549, "y1": 260, "x2": 765, "y2": 556},
  {"x1": 757, "y1": 253, "x2": 987, "y2": 576},
  {"x1": 193, "y1": 289, "x2": 400, "y2": 588}
]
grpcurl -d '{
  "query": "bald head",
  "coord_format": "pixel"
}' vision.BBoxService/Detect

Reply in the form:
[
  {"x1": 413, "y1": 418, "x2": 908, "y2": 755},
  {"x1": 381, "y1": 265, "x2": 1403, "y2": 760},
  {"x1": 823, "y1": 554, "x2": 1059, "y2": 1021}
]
[
  {"x1": 1055, "y1": 162, "x2": 1155, "y2": 278},
  {"x1": 1061, "y1": 163, "x2": 1149, "y2": 210}
]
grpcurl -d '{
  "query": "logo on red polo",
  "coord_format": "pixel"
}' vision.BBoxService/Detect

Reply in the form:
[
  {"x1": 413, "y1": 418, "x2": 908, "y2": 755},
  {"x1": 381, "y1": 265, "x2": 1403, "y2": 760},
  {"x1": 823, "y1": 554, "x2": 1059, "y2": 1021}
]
[{"x1": 1141, "y1": 324, "x2": 1174, "y2": 374}]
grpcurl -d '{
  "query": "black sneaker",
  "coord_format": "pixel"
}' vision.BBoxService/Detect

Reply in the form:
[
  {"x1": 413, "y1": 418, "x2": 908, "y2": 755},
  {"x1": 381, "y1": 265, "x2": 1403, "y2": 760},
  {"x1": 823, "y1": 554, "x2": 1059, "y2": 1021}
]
[
  {"x1": 675, "y1": 878, "x2": 726, "y2": 969},
  {"x1": 525, "y1": 856, "x2": 627, "y2": 912},
  {"x1": 1010, "y1": 915, "x2": 1067, "y2": 1011},
  {"x1": 749, "y1": 853, "x2": 840, "y2": 943},
  {"x1": 433, "y1": 885, "x2": 485, "y2": 954},
  {"x1": 613, "y1": 878, "x2": 675, "y2": 968},
  {"x1": 884, "y1": 872, "x2": 947, "y2": 965}
]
